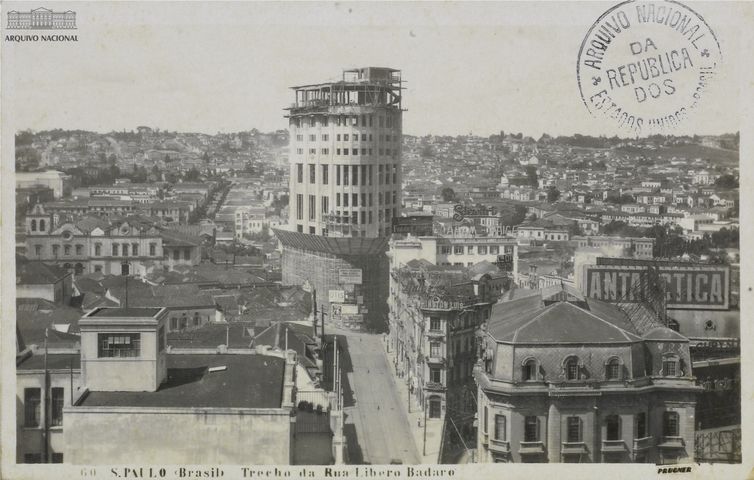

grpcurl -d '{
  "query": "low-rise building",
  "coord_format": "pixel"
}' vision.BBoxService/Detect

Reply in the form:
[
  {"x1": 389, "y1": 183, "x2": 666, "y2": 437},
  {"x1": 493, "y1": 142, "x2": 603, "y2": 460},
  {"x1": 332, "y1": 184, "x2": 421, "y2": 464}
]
[{"x1": 572, "y1": 236, "x2": 655, "y2": 260}]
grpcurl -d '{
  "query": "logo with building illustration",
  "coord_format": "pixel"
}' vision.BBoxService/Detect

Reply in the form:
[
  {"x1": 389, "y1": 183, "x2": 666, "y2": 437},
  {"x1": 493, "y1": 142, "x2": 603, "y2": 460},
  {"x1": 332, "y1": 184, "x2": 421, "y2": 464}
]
[{"x1": 7, "y1": 7, "x2": 76, "y2": 29}]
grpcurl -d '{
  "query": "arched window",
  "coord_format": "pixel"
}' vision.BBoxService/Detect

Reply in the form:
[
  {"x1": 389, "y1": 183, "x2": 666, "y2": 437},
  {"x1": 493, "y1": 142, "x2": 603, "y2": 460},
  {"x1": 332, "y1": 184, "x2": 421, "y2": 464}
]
[
  {"x1": 30, "y1": 219, "x2": 37, "y2": 232},
  {"x1": 605, "y1": 357, "x2": 621, "y2": 380},
  {"x1": 564, "y1": 356, "x2": 581, "y2": 381},
  {"x1": 605, "y1": 414, "x2": 621, "y2": 440},
  {"x1": 39, "y1": 219, "x2": 45, "y2": 231},
  {"x1": 662, "y1": 354, "x2": 680, "y2": 377},
  {"x1": 522, "y1": 358, "x2": 538, "y2": 381}
]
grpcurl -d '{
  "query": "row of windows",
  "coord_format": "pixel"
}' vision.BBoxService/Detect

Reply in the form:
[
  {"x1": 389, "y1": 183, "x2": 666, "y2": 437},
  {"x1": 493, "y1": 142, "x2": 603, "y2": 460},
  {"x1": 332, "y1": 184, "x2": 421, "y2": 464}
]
[
  {"x1": 296, "y1": 193, "x2": 398, "y2": 219},
  {"x1": 291, "y1": 114, "x2": 398, "y2": 129},
  {"x1": 23, "y1": 387, "x2": 64, "y2": 428},
  {"x1": 483, "y1": 410, "x2": 679, "y2": 443},
  {"x1": 295, "y1": 163, "x2": 399, "y2": 186},
  {"x1": 34, "y1": 243, "x2": 158, "y2": 257},
  {"x1": 438, "y1": 245, "x2": 511, "y2": 255},
  {"x1": 295, "y1": 133, "x2": 399, "y2": 143},
  {"x1": 295, "y1": 147, "x2": 399, "y2": 158},
  {"x1": 335, "y1": 191, "x2": 398, "y2": 207},
  {"x1": 28, "y1": 219, "x2": 47, "y2": 232},
  {"x1": 521, "y1": 355, "x2": 682, "y2": 381}
]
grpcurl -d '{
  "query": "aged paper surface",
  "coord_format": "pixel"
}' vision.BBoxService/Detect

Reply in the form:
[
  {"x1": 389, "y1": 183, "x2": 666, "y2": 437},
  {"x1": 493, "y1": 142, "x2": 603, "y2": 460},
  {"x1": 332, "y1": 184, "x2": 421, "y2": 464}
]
[{"x1": 1, "y1": 1, "x2": 752, "y2": 479}]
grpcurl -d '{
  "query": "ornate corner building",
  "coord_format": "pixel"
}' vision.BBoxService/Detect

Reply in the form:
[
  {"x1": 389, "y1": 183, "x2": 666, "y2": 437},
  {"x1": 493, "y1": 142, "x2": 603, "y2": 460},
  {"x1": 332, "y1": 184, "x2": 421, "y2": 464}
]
[{"x1": 475, "y1": 289, "x2": 700, "y2": 464}]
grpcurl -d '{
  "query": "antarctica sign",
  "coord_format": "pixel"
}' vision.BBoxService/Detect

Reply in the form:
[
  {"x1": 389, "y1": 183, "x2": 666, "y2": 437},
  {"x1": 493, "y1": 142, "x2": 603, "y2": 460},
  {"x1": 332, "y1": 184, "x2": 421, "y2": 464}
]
[{"x1": 585, "y1": 264, "x2": 729, "y2": 310}]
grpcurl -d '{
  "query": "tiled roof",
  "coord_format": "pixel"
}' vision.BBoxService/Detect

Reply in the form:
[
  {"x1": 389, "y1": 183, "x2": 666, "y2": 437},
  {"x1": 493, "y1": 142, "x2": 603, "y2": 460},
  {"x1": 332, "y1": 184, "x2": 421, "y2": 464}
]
[
  {"x1": 488, "y1": 296, "x2": 641, "y2": 344},
  {"x1": 16, "y1": 261, "x2": 69, "y2": 285}
]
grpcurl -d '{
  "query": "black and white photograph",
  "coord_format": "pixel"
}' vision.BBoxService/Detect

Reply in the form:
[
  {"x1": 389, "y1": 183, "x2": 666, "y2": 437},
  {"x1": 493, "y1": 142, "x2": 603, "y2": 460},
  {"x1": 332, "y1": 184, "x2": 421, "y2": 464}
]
[{"x1": 1, "y1": 1, "x2": 751, "y2": 479}]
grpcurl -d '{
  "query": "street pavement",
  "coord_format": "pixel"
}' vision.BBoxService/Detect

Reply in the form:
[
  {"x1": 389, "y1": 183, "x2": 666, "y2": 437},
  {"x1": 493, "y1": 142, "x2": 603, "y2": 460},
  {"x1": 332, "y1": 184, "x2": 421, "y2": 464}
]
[{"x1": 329, "y1": 326, "x2": 420, "y2": 465}]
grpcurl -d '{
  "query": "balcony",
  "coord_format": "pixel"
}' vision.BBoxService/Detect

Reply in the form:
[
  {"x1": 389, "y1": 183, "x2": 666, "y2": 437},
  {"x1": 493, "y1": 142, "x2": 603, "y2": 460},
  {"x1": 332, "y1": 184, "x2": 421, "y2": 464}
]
[
  {"x1": 519, "y1": 441, "x2": 546, "y2": 455},
  {"x1": 658, "y1": 436, "x2": 685, "y2": 449},
  {"x1": 489, "y1": 438, "x2": 511, "y2": 453},
  {"x1": 601, "y1": 439, "x2": 627, "y2": 453},
  {"x1": 426, "y1": 356, "x2": 445, "y2": 365},
  {"x1": 561, "y1": 442, "x2": 588, "y2": 455},
  {"x1": 633, "y1": 436, "x2": 655, "y2": 451}
]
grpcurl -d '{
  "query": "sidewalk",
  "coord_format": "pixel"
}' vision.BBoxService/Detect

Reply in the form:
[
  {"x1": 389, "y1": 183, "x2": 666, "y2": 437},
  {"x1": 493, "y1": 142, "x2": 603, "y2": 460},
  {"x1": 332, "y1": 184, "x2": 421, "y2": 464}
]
[{"x1": 383, "y1": 343, "x2": 444, "y2": 464}]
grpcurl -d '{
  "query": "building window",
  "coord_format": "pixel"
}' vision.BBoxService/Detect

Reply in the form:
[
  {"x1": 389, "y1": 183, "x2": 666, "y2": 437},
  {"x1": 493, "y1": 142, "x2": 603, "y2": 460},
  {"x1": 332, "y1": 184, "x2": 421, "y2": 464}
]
[
  {"x1": 51, "y1": 387, "x2": 64, "y2": 427},
  {"x1": 184, "y1": 249, "x2": 190, "y2": 261},
  {"x1": 309, "y1": 164, "x2": 316, "y2": 183},
  {"x1": 52, "y1": 453, "x2": 63, "y2": 463},
  {"x1": 296, "y1": 194, "x2": 304, "y2": 220},
  {"x1": 478, "y1": 245, "x2": 488, "y2": 255},
  {"x1": 158, "y1": 326, "x2": 165, "y2": 352},
  {"x1": 24, "y1": 454, "x2": 42, "y2": 464},
  {"x1": 429, "y1": 367, "x2": 441, "y2": 384},
  {"x1": 636, "y1": 412, "x2": 647, "y2": 438},
  {"x1": 309, "y1": 195, "x2": 316, "y2": 220},
  {"x1": 494, "y1": 414, "x2": 507, "y2": 441},
  {"x1": 343, "y1": 166, "x2": 349, "y2": 185},
  {"x1": 149, "y1": 243, "x2": 156, "y2": 256},
  {"x1": 524, "y1": 416, "x2": 539, "y2": 442},
  {"x1": 605, "y1": 414, "x2": 621, "y2": 440},
  {"x1": 297, "y1": 163, "x2": 303, "y2": 183},
  {"x1": 429, "y1": 396, "x2": 442, "y2": 419},
  {"x1": 35, "y1": 244, "x2": 42, "y2": 256},
  {"x1": 430, "y1": 342, "x2": 441, "y2": 357},
  {"x1": 483, "y1": 406, "x2": 488, "y2": 434},
  {"x1": 322, "y1": 165, "x2": 329, "y2": 185},
  {"x1": 662, "y1": 355, "x2": 679, "y2": 376},
  {"x1": 64, "y1": 244, "x2": 71, "y2": 255},
  {"x1": 24, "y1": 388, "x2": 41, "y2": 427},
  {"x1": 523, "y1": 359, "x2": 537, "y2": 381},
  {"x1": 39, "y1": 219, "x2": 45, "y2": 231},
  {"x1": 663, "y1": 411, "x2": 680, "y2": 437},
  {"x1": 173, "y1": 249, "x2": 179, "y2": 261},
  {"x1": 322, "y1": 196, "x2": 329, "y2": 214},
  {"x1": 606, "y1": 358, "x2": 621, "y2": 380},
  {"x1": 132, "y1": 243, "x2": 139, "y2": 256},
  {"x1": 430, "y1": 317, "x2": 441, "y2": 331},
  {"x1": 30, "y1": 219, "x2": 37, "y2": 231},
  {"x1": 566, "y1": 416, "x2": 582, "y2": 442},
  {"x1": 565, "y1": 357, "x2": 580, "y2": 380},
  {"x1": 98, "y1": 333, "x2": 141, "y2": 358},
  {"x1": 453, "y1": 245, "x2": 463, "y2": 254},
  {"x1": 122, "y1": 244, "x2": 129, "y2": 256},
  {"x1": 75, "y1": 244, "x2": 83, "y2": 255}
]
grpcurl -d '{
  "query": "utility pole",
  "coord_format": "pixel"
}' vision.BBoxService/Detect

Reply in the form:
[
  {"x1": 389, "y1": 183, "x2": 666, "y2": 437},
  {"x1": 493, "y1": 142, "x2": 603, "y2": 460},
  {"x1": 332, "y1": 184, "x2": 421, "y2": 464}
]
[
  {"x1": 43, "y1": 328, "x2": 49, "y2": 463},
  {"x1": 423, "y1": 398, "x2": 428, "y2": 456}
]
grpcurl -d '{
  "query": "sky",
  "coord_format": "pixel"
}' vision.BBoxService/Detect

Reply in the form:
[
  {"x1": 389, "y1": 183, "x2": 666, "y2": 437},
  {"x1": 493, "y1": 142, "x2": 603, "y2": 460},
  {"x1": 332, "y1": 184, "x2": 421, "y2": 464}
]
[{"x1": 1, "y1": 1, "x2": 745, "y2": 138}]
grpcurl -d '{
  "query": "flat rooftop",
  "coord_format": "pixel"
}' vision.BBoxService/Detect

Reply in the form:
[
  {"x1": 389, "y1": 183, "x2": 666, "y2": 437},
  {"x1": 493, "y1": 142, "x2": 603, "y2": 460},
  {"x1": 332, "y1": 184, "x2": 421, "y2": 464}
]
[
  {"x1": 87, "y1": 307, "x2": 162, "y2": 318},
  {"x1": 78, "y1": 354, "x2": 285, "y2": 409},
  {"x1": 17, "y1": 353, "x2": 80, "y2": 371}
]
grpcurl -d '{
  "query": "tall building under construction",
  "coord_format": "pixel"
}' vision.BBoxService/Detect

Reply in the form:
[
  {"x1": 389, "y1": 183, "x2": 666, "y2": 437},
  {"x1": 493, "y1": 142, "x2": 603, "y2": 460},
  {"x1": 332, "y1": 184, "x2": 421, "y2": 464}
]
[{"x1": 275, "y1": 67, "x2": 404, "y2": 331}]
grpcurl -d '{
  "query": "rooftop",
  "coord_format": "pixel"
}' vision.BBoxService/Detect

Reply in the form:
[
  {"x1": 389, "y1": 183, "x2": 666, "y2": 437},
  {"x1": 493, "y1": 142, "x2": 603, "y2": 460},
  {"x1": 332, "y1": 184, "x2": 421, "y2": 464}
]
[
  {"x1": 87, "y1": 307, "x2": 162, "y2": 318},
  {"x1": 18, "y1": 353, "x2": 80, "y2": 371},
  {"x1": 78, "y1": 354, "x2": 285, "y2": 409}
]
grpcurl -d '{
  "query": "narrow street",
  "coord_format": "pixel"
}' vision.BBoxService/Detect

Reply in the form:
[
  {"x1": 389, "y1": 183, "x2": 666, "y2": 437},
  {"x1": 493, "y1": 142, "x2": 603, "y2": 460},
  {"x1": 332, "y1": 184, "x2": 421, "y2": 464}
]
[{"x1": 329, "y1": 327, "x2": 420, "y2": 465}]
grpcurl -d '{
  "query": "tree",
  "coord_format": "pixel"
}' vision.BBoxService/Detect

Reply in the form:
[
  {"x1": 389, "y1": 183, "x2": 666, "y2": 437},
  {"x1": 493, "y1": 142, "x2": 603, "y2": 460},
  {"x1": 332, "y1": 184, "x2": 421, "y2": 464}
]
[
  {"x1": 525, "y1": 165, "x2": 538, "y2": 188},
  {"x1": 184, "y1": 167, "x2": 201, "y2": 182},
  {"x1": 547, "y1": 186, "x2": 561, "y2": 203},
  {"x1": 714, "y1": 174, "x2": 738, "y2": 189},
  {"x1": 440, "y1": 187, "x2": 457, "y2": 202}
]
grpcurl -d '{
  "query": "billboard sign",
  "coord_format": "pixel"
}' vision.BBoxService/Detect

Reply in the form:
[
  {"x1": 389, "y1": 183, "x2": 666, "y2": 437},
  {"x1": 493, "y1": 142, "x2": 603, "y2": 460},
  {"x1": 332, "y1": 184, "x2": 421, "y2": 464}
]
[
  {"x1": 585, "y1": 264, "x2": 729, "y2": 310},
  {"x1": 339, "y1": 268, "x2": 363, "y2": 285},
  {"x1": 341, "y1": 304, "x2": 359, "y2": 315},
  {"x1": 329, "y1": 290, "x2": 345, "y2": 303}
]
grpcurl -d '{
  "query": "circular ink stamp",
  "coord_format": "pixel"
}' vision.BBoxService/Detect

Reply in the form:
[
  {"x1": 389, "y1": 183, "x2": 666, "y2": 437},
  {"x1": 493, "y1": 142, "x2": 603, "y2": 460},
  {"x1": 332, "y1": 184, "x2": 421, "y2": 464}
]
[{"x1": 577, "y1": 0, "x2": 721, "y2": 135}]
